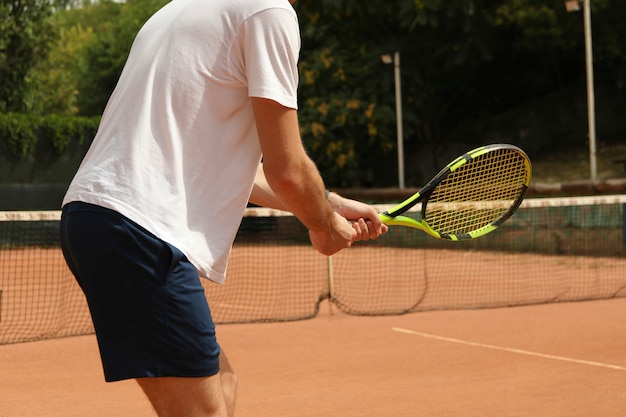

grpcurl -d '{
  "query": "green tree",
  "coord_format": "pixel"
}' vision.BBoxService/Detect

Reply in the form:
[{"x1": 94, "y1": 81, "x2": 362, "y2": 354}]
[
  {"x1": 32, "y1": 0, "x2": 168, "y2": 116},
  {"x1": 23, "y1": 0, "x2": 626, "y2": 186},
  {"x1": 29, "y1": 17, "x2": 94, "y2": 115},
  {"x1": 74, "y1": 0, "x2": 168, "y2": 115},
  {"x1": 295, "y1": 0, "x2": 497, "y2": 185},
  {"x1": 0, "y1": 0, "x2": 58, "y2": 112},
  {"x1": 294, "y1": 0, "x2": 626, "y2": 186}
]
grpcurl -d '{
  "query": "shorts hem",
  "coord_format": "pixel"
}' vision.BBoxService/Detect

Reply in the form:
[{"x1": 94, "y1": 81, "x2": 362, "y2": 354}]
[{"x1": 105, "y1": 366, "x2": 221, "y2": 382}]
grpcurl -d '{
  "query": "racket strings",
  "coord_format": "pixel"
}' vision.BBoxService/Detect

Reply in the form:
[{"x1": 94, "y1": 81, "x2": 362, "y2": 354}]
[{"x1": 425, "y1": 149, "x2": 529, "y2": 235}]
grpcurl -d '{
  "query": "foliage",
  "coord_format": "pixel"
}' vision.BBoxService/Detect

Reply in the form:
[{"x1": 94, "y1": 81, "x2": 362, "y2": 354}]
[
  {"x1": 0, "y1": 113, "x2": 39, "y2": 156},
  {"x1": 4, "y1": 0, "x2": 626, "y2": 187},
  {"x1": 295, "y1": 0, "x2": 499, "y2": 185},
  {"x1": 296, "y1": 0, "x2": 626, "y2": 183},
  {"x1": 74, "y1": 0, "x2": 169, "y2": 115},
  {"x1": 296, "y1": 41, "x2": 396, "y2": 186},
  {"x1": 23, "y1": 0, "x2": 169, "y2": 117},
  {"x1": 0, "y1": 113, "x2": 100, "y2": 157},
  {"x1": 0, "y1": 0, "x2": 58, "y2": 113},
  {"x1": 29, "y1": 21, "x2": 94, "y2": 115}
]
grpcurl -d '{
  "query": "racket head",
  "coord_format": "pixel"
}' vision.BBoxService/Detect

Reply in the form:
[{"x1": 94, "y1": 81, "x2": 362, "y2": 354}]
[{"x1": 381, "y1": 144, "x2": 531, "y2": 240}]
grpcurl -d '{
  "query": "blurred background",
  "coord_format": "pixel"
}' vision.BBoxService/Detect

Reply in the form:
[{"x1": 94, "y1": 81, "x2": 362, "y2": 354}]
[{"x1": 1, "y1": 0, "x2": 625, "y2": 209}]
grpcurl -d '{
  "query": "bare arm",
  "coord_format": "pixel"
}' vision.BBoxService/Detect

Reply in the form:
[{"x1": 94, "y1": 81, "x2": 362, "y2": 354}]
[
  {"x1": 250, "y1": 97, "x2": 331, "y2": 230},
  {"x1": 249, "y1": 100, "x2": 387, "y2": 242},
  {"x1": 251, "y1": 165, "x2": 387, "y2": 240},
  {"x1": 249, "y1": 163, "x2": 286, "y2": 210},
  {"x1": 250, "y1": 97, "x2": 356, "y2": 255}
]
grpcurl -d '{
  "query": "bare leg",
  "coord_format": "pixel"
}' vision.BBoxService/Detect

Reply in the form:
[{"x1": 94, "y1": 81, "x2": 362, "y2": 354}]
[
  {"x1": 219, "y1": 351, "x2": 238, "y2": 417},
  {"x1": 137, "y1": 373, "x2": 228, "y2": 417},
  {"x1": 136, "y1": 350, "x2": 238, "y2": 417}
]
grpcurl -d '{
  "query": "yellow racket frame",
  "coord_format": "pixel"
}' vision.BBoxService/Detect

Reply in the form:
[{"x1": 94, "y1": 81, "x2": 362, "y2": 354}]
[{"x1": 380, "y1": 144, "x2": 532, "y2": 240}]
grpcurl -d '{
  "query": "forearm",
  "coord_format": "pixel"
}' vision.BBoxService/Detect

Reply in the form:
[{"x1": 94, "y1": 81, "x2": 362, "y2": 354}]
[
  {"x1": 251, "y1": 97, "x2": 334, "y2": 232},
  {"x1": 250, "y1": 163, "x2": 325, "y2": 213},
  {"x1": 251, "y1": 162, "x2": 387, "y2": 242},
  {"x1": 249, "y1": 164, "x2": 286, "y2": 210},
  {"x1": 263, "y1": 158, "x2": 333, "y2": 232},
  {"x1": 249, "y1": 97, "x2": 384, "y2": 249}
]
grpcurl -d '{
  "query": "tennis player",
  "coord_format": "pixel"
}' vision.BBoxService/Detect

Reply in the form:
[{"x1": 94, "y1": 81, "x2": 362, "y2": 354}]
[{"x1": 59, "y1": 0, "x2": 387, "y2": 416}]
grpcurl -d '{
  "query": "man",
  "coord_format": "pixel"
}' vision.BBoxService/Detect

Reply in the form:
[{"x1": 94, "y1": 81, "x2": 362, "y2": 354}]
[{"x1": 60, "y1": 0, "x2": 387, "y2": 416}]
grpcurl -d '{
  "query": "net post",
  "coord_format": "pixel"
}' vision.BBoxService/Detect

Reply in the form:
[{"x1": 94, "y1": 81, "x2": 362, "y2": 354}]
[{"x1": 327, "y1": 256, "x2": 335, "y2": 301}]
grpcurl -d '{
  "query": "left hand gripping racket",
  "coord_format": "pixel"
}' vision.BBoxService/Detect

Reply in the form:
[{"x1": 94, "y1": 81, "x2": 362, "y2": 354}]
[{"x1": 380, "y1": 144, "x2": 531, "y2": 241}]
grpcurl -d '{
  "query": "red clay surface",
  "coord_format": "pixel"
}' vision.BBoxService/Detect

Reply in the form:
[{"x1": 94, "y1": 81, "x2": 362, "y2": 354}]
[{"x1": 2, "y1": 297, "x2": 626, "y2": 417}]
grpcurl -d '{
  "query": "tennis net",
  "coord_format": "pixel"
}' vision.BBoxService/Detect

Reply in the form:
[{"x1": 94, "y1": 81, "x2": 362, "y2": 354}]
[{"x1": 2, "y1": 195, "x2": 626, "y2": 344}]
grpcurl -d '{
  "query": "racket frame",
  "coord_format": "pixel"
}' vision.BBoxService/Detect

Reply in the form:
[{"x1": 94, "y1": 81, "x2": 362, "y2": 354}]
[{"x1": 379, "y1": 144, "x2": 531, "y2": 240}]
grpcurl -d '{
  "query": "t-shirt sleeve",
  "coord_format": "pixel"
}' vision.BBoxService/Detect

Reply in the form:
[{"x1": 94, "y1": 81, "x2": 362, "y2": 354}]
[{"x1": 242, "y1": 8, "x2": 300, "y2": 109}]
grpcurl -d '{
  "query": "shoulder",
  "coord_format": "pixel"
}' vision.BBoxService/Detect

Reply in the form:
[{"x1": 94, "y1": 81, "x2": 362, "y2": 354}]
[{"x1": 239, "y1": 0, "x2": 297, "y2": 21}]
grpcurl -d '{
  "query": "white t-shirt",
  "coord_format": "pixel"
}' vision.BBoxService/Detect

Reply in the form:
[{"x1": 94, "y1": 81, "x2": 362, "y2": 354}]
[{"x1": 63, "y1": 0, "x2": 300, "y2": 283}]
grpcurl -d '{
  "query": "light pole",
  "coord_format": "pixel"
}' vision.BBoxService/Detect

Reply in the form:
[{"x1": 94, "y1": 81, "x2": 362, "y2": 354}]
[
  {"x1": 565, "y1": 0, "x2": 597, "y2": 181},
  {"x1": 381, "y1": 51, "x2": 405, "y2": 189}
]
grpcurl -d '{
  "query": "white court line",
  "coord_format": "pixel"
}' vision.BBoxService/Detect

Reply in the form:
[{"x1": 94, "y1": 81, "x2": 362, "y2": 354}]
[{"x1": 392, "y1": 327, "x2": 626, "y2": 372}]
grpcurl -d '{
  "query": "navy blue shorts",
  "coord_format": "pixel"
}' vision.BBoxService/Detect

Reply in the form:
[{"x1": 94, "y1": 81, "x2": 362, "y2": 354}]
[{"x1": 60, "y1": 202, "x2": 221, "y2": 382}]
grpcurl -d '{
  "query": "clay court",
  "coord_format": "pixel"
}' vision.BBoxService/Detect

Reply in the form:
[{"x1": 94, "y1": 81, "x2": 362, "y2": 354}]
[
  {"x1": 2, "y1": 199, "x2": 626, "y2": 416},
  {"x1": 2, "y1": 297, "x2": 626, "y2": 417}
]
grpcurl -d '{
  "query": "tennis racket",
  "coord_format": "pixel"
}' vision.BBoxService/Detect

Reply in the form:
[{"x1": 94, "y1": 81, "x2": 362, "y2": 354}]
[{"x1": 380, "y1": 144, "x2": 531, "y2": 240}]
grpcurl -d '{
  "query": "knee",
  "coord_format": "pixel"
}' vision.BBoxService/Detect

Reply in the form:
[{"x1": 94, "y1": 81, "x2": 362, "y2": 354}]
[
  {"x1": 218, "y1": 352, "x2": 238, "y2": 392},
  {"x1": 221, "y1": 368, "x2": 238, "y2": 394}
]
